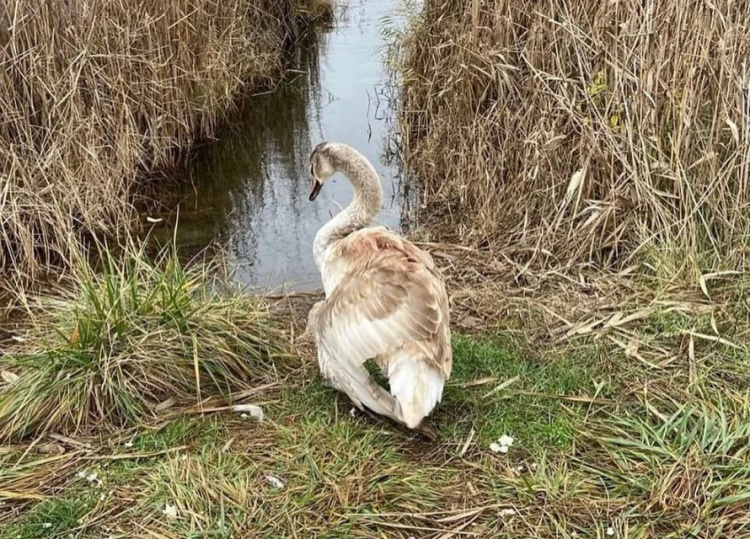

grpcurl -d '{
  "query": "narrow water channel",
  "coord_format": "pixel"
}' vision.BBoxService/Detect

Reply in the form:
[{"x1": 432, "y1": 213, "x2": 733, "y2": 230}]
[{"x1": 157, "y1": 0, "x2": 407, "y2": 292}]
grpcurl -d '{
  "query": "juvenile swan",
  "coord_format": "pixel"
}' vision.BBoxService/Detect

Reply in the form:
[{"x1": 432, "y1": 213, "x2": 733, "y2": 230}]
[{"x1": 306, "y1": 142, "x2": 452, "y2": 430}]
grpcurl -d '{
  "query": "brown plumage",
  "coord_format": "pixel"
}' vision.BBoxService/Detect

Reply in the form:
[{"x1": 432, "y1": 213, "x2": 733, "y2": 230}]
[{"x1": 306, "y1": 142, "x2": 452, "y2": 430}]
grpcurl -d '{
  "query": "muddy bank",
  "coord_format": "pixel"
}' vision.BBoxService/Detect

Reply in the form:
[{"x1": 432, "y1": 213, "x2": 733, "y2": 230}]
[{"x1": 0, "y1": 0, "x2": 330, "y2": 290}]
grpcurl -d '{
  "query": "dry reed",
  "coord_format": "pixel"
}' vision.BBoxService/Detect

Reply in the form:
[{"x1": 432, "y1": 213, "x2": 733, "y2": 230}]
[
  {"x1": 401, "y1": 0, "x2": 750, "y2": 280},
  {"x1": 0, "y1": 0, "x2": 328, "y2": 286}
]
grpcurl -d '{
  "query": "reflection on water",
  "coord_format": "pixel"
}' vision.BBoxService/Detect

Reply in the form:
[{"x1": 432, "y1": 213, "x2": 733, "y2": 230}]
[{"x1": 158, "y1": 0, "x2": 405, "y2": 292}]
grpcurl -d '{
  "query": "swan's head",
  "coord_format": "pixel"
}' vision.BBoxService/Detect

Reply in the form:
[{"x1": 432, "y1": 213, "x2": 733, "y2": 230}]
[{"x1": 308, "y1": 142, "x2": 337, "y2": 201}]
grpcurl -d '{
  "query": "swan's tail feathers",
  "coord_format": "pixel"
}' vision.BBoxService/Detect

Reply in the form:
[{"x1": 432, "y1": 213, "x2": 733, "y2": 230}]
[{"x1": 387, "y1": 349, "x2": 445, "y2": 429}]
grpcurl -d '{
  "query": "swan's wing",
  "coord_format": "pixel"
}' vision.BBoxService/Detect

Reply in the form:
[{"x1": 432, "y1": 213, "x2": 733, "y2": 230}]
[
  {"x1": 308, "y1": 298, "x2": 402, "y2": 422},
  {"x1": 316, "y1": 345, "x2": 403, "y2": 421},
  {"x1": 314, "y1": 229, "x2": 451, "y2": 378}
]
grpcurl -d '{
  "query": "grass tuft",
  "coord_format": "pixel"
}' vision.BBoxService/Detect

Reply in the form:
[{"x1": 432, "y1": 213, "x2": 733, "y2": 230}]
[
  {"x1": 580, "y1": 398, "x2": 750, "y2": 537},
  {"x1": 0, "y1": 244, "x2": 289, "y2": 441}
]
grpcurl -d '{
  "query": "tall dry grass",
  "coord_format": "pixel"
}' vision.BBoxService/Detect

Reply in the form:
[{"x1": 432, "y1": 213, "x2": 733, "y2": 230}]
[
  {"x1": 401, "y1": 0, "x2": 750, "y2": 279},
  {"x1": 0, "y1": 0, "x2": 328, "y2": 286}
]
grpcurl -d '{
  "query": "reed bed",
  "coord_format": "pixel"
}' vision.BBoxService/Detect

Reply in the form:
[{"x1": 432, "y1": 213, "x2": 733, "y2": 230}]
[
  {"x1": 0, "y1": 0, "x2": 328, "y2": 287},
  {"x1": 401, "y1": 0, "x2": 750, "y2": 279}
]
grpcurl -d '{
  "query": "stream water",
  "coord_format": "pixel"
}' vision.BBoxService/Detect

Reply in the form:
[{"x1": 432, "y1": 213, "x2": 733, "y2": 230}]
[{"x1": 154, "y1": 0, "x2": 409, "y2": 292}]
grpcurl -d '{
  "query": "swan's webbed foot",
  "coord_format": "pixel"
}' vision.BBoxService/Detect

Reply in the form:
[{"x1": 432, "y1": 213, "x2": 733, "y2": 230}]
[{"x1": 413, "y1": 420, "x2": 437, "y2": 441}]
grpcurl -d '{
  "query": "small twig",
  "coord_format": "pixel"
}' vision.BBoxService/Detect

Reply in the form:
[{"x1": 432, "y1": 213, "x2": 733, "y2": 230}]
[
  {"x1": 85, "y1": 445, "x2": 188, "y2": 461},
  {"x1": 0, "y1": 489, "x2": 47, "y2": 501},
  {"x1": 451, "y1": 376, "x2": 499, "y2": 388},
  {"x1": 355, "y1": 519, "x2": 480, "y2": 536},
  {"x1": 47, "y1": 434, "x2": 92, "y2": 449},
  {"x1": 459, "y1": 428, "x2": 475, "y2": 457},
  {"x1": 515, "y1": 391, "x2": 615, "y2": 406},
  {"x1": 482, "y1": 375, "x2": 520, "y2": 399},
  {"x1": 683, "y1": 330, "x2": 743, "y2": 350}
]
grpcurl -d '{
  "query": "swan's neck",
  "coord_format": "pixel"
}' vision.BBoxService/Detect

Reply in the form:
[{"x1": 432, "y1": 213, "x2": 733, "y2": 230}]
[{"x1": 313, "y1": 149, "x2": 383, "y2": 267}]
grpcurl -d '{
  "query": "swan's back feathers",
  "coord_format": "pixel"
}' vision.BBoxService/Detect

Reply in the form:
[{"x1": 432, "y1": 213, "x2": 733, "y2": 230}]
[{"x1": 313, "y1": 228, "x2": 452, "y2": 379}]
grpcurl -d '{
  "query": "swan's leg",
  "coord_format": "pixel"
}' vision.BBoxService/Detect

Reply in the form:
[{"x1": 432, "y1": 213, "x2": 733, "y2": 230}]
[
  {"x1": 337, "y1": 363, "x2": 438, "y2": 438},
  {"x1": 319, "y1": 348, "x2": 420, "y2": 428},
  {"x1": 356, "y1": 377, "x2": 405, "y2": 426}
]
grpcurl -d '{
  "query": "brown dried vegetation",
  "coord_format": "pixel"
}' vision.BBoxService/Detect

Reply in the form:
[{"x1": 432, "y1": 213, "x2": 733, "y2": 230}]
[
  {"x1": 401, "y1": 0, "x2": 750, "y2": 278},
  {"x1": 0, "y1": 0, "x2": 328, "y2": 285}
]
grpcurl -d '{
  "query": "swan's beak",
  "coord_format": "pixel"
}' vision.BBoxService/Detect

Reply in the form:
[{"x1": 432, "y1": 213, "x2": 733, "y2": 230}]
[{"x1": 309, "y1": 177, "x2": 322, "y2": 201}]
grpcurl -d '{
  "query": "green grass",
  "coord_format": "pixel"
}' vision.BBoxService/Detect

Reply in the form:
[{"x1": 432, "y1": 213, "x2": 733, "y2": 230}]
[
  {"x1": 577, "y1": 397, "x2": 750, "y2": 538},
  {"x1": 5, "y1": 331, "x2": 588, "y2": 536},
  {"x1": 124, "y1": 416, "x2": 227, "y2": 453},
  {"x1": 3, "y1": 323, "x2": 749, "y2": 537},
  {"x1": 135, "y1": 450, "x2": 258, "y2": 537},
  {"x1": 0, "y1": 244, "x2": 289, "y2": 441},
  {"x1": 442, "y1": 334, "x2": 607, "y2": 450},
  {"x1": 4, "y1": 490, "x2": 100, "y2": 539}
]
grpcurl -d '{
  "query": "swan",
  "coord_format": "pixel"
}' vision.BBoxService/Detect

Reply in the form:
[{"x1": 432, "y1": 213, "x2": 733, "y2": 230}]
[{"x1": 305, "y1": 142, "x2": 452, "y2": 430}]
